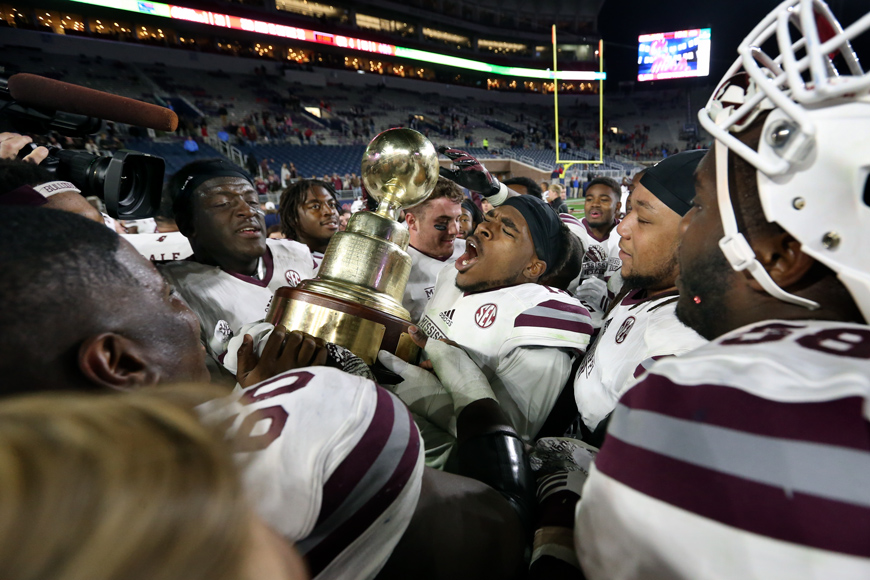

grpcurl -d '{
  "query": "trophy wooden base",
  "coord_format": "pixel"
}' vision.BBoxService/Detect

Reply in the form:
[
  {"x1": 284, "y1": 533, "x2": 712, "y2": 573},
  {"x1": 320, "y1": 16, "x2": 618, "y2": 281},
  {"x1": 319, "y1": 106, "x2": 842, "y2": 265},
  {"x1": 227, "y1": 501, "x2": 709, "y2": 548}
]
[{"x1": 268, "y1": 287, "x2": 420, "y2": 365}]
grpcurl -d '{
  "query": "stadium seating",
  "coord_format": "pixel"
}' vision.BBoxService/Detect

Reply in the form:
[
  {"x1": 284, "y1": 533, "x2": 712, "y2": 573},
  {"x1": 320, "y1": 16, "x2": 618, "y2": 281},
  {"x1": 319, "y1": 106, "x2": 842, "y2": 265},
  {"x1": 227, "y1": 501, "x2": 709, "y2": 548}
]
[{"x1": 1, "y1": 43, "x2": 667, "y2": 179}]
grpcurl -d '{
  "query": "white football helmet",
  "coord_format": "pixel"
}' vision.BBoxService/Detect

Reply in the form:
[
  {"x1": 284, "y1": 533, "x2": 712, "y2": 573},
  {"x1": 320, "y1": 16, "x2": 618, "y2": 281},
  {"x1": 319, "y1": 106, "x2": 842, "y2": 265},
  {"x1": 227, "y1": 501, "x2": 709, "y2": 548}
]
[{"x1": 698, "y1": 0, "x2": 870, "y2": 320}]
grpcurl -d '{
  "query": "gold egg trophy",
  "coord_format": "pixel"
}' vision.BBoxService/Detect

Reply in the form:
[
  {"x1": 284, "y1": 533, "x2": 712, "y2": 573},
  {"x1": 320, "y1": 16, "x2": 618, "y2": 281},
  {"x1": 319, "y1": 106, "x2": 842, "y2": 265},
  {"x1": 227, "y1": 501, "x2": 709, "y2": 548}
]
[{"x1": 267, "y1": 128, "x2": 439, "y2": 364}]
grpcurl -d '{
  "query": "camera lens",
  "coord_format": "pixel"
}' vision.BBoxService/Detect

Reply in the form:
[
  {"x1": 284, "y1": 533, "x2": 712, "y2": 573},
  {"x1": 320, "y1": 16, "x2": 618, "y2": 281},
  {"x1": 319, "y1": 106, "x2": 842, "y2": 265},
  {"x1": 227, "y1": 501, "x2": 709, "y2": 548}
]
[
  {"x1": 51, "y1": 149, "x2": 164, "y2": 219},
  {"x1": 118, "y1": 162, "x2": 137, "y2": 208}
]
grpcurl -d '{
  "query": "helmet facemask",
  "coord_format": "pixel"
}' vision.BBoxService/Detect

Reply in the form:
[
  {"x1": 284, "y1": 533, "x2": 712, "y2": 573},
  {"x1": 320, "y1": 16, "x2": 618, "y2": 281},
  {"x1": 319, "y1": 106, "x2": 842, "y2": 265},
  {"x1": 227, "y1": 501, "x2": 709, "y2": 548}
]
[{"x1": 698, "y1": 0, "x2": 870, "y2": 319}]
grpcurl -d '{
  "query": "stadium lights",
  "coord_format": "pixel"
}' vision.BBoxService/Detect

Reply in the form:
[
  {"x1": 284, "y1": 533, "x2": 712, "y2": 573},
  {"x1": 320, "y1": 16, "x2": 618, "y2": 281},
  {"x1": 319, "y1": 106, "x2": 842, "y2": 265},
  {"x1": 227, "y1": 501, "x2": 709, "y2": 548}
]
[{"x1": 65, "y1": 0, "x2": 606, "y2": 81}]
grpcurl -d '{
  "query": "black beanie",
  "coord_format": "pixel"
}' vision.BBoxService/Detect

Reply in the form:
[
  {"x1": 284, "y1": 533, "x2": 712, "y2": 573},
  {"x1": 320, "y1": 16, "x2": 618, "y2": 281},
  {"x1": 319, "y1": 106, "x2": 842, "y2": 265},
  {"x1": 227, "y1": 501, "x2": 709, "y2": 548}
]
[
  {"x1": 502, "y1": 195, "x2": 562, "y2": 274},
  {"x1": 640, "y1": 150, "x2": 707, "y2": 216}
]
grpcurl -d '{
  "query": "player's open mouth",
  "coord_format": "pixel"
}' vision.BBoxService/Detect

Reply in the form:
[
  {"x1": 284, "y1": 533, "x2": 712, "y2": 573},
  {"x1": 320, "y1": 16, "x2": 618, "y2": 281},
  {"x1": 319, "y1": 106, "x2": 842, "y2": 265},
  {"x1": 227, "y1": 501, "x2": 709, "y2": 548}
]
[
  {"x1": 322, "y1": 219, "x2": 339, "y2": 229},
  {"x1": 588, "y1": 210, "x2": 602, "y2": 219},
  {"x1": 236, "y1": 224, "x2": 261, "y2": 238},
  {"x1": 456, "y1": 236, "x2": 480, "y2": 273}
]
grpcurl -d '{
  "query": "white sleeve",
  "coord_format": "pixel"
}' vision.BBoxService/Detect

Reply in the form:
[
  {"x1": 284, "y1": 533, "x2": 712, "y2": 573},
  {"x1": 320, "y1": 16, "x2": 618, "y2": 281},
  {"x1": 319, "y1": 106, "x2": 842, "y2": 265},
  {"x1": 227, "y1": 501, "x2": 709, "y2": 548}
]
[
  {"x1": 488, "y1": 181, "x2": 512, "y2": 206},
  {"x1": 495, "y1": 346, "x2": 573, "y2": 440}
]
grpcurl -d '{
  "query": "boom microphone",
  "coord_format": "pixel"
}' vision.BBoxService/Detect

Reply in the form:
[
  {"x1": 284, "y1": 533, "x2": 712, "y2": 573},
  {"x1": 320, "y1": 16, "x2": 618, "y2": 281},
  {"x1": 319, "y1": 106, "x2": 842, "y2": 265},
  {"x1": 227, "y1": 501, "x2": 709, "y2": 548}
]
[{"x1": 7, "y1": 73, "x2": 178, "y2": 132}]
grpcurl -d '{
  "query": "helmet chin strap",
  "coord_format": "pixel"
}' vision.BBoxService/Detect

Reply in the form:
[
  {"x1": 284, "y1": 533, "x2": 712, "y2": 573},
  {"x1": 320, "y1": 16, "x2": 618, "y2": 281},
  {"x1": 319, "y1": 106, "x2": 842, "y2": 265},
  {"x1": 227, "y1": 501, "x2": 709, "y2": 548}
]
[{"x1": 714, "y1": 139, "x2": 820, "y2": 310}]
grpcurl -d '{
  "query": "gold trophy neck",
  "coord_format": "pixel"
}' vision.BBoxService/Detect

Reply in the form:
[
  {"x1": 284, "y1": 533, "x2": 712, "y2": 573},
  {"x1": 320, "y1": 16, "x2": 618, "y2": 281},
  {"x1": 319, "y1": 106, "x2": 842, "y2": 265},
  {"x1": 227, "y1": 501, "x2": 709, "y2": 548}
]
[{"x1": 315, "y1": 220, "x2": 413, "y2": 310}]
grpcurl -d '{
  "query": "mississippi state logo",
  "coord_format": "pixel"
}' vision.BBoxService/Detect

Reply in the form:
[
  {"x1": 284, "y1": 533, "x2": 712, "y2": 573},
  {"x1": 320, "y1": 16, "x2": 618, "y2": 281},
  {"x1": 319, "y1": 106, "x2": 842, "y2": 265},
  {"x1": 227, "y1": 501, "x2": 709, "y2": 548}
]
[
  {"x1": 474, "y1": 303, "x2": 498, "y2": 328},
  {"x1": 581, "y1": 245, "x2": 609, "y2": 279},
  {"x1": 213, "y1": 320, "x2": 233, "y2": 345},
  {"x1": 586, "y1": 245, "x2": 607, "y2": 263},
  {"x1": 284, "y1": 269, "x2": 301, "y2": 286},
  {"x1": 615, "y1": 316, "x2": 636, "y2": 344}
]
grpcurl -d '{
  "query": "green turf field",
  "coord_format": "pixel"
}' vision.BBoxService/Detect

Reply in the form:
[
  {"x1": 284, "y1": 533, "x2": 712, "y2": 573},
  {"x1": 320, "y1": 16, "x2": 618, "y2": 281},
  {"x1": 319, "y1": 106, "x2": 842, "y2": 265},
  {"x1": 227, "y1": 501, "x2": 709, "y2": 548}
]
[{"x1": 566, "y1": 198, "x2": 585, "y2": 218}]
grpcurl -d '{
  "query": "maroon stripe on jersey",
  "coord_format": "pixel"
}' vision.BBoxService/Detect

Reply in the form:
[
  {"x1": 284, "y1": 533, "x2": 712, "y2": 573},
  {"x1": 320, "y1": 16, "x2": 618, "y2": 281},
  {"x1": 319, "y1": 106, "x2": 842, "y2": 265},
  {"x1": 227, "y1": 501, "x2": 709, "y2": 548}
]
[
  {"x1": 596, "y1": 436, "x2": 870, "y2": 558},
  {"x1": 262, "y1": 244, "x2": 275, "y2": 284},
  {"x1": 304, "y1": 402, "x2": 421, "y2": 575},
  {"x1": 224, "y1": 246, "x2": 274, "y2": 287},
  {"x1": 515, "y1": 314, "x2": 594, "y2": 336},
  {"x1": 621, "y1": 374, "x2": 870, "y2": 452},
  {"x1": 632, "y1": 355, "x2": 669, "y2": 379},
  {"x1": 315, "y1": 386, "x2": 395, "y2": 525},
  {"x1": 560, "y1": 213, "x2": 582, "y2": 226},
  {"x1": 537, "y1": 299, "x2": 592, "y2": 316},
  {"x1": 582, "y1": 218, "x2": 611, "y2": 243}
]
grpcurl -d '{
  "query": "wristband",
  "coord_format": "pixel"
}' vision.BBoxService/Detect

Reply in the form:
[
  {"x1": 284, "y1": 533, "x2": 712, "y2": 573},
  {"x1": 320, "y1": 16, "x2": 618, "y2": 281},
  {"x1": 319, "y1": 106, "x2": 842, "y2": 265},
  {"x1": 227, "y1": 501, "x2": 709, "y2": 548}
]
[
  {"x1": 487, "y1": 182, "x2": 511, "y2": 207},
  {"x1": 33, "y1": 181, "x2": 80, "y2": 199}
]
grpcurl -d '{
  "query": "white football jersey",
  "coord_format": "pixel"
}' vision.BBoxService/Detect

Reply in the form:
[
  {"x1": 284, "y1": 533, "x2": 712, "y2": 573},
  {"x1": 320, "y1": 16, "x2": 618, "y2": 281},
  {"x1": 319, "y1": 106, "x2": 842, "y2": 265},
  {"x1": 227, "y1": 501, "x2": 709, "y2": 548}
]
[
  {"x1": 123, "y1": 217, "x2": 157, "y2": 233},
  {"x1": 418, "y1": 267, "x2": 593, "y2": 440},
  {"x1": 577, "y1": 319, "x2": 870, "y2": 580},
  {"x1": 574, "y1": 289, "x2": 707, "y2": 431},
  {"x1": 561, "y1": 214, "x2": 623, "y2": 326},
  {"x1": 560, "y1": 214, "x2": 621, "y2": 286},
  {"x1": 403, "y1": 239, "x2": 466, "y2": 323},
  {"x1": 159, "y1": 238, "x2": 315, "y2": 358},
  {"x1": 122, "y1": 231, "x2": 193, "y2": 262},
  {"x1": 200, "y1": 367, "x2": 424, "y2": 580}
]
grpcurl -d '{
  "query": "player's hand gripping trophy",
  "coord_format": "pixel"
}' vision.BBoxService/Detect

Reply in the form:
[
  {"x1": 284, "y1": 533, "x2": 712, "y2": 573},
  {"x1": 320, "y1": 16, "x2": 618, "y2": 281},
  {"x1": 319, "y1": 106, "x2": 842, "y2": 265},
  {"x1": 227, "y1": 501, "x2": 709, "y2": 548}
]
[{"x1": 268, "y1": 128, "x2": 439, "y2": 365}]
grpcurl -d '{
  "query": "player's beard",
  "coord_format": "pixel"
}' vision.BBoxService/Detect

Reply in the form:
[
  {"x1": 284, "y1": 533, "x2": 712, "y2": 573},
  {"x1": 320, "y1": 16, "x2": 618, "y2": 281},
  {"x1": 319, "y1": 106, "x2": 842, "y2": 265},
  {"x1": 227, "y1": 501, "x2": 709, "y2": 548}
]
[
  {"x1": 675, "y1": 243, "x2": 733, "y2": 341},
  {"x1": 622, "y1": 252, "x2": 678, "y2": 293},
  {"x1": 455, "y1": 270, "x2": 522, "y2": 294}
]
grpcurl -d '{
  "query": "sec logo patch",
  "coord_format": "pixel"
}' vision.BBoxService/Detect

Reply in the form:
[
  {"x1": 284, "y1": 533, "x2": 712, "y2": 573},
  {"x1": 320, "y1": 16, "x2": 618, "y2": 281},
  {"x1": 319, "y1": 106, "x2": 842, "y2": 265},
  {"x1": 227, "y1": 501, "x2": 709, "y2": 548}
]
[
  {"x1": 284, "y1": 269, "x2": 301, "y2": 286},
  {"x1": 475, "y1": 303, "x2": 498, "y2": 328},
  {"x1": 615, "y1": 316, "x2": 636, "y2": 344}
]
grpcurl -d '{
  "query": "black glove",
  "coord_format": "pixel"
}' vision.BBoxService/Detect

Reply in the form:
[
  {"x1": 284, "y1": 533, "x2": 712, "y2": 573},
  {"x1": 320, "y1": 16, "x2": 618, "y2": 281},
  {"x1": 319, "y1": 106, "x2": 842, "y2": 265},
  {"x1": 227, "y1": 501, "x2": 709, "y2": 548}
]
[{"x1": 438, "y1": 146, "x2": 502, "y2": 197}]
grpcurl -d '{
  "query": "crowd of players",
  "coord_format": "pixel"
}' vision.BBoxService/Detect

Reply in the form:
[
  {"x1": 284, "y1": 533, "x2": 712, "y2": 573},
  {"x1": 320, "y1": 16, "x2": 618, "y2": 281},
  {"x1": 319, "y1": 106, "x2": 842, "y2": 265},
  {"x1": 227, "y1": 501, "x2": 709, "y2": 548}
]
[{"x1": 1, "y1": 2, "x2": 869, "y2": 578}]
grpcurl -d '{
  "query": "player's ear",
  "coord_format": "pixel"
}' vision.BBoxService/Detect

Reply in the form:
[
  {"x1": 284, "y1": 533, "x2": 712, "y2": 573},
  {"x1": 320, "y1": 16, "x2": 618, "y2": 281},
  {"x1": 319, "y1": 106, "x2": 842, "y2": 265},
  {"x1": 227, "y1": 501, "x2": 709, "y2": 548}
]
[
  {"x1": 404, "y1": 211, "x2": 418, "y2": 231},
  {"x1": 748, "y1": 231, "x2": 815, "y2": 291},
  {"x1": 524, "y1": 258, "x2": 547, "y2": 281},
  {"x1": 78, "y1": 333, "x2": 158, "y2": 391}
]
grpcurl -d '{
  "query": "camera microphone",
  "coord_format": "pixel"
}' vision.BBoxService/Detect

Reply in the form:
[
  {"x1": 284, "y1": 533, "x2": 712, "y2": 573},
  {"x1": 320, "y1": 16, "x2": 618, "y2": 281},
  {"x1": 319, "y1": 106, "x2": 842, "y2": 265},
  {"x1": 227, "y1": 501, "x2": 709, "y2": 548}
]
[{"x1": 7, "y1": 73, "x2": 178, "y2": 132}]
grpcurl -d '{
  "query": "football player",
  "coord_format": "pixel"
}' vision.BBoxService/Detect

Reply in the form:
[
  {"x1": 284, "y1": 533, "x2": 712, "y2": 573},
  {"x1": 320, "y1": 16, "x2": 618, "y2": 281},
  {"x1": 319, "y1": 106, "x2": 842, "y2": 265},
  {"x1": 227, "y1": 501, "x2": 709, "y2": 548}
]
[
  {"x1": 402, "y1": 177, "x2": 467, "y2": 322},
  {"x1": 400, "y1": 165, "x2": 592, "y2": 442},
  {"x1": 0, "y1": 206, "x2": 531, "y2": 580},
  {"x1": 576, "y1": 2, "x2": 870, "y2": 577},
  {"x1": 560, "y1": 177, "x2": 624, "y2": 325},
  {"x1": 577, "y1": 176, "x2": 622, "y2": 280},
  {"x1": 159, "y1": 159, "x2": 315, "y2": 372},
  {"x1": 278, "y1": 179, "x2": 341, "y2": 270},
  {"x1": 572, "y1": 150, "x2": 708, "y2": 441}
]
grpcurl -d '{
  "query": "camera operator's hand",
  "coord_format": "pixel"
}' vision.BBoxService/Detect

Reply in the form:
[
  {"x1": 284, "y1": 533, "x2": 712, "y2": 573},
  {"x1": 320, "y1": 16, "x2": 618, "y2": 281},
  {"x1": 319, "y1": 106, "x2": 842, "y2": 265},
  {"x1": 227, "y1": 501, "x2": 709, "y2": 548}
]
[
  {"x1": 235, "y1": 325, "x2": 328, "y2": 388},
  {"x1": 438, "y1": 146, "x2": 505, "y2": 199},
  {"x1": 0, "y1": 132, "x2": 48, "y2": 164},
  {"x1": 0, "y1": 133, "x2": 102, "y2": 223}
]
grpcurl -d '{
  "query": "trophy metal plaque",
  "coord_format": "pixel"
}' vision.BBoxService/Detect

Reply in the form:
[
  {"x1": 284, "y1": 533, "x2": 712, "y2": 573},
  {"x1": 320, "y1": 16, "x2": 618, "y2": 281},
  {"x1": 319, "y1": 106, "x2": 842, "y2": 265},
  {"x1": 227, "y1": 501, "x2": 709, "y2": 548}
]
[{"x1": 267, "y1": 128, "x2": 439, "y2": 364}]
